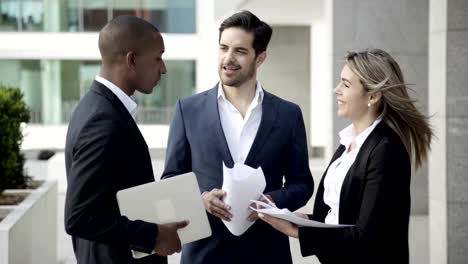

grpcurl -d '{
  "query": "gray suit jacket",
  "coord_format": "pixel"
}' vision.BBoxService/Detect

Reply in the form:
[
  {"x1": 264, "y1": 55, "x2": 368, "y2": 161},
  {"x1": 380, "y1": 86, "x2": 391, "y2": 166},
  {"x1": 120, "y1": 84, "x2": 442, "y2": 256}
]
[{"x1": 162, "y1": 84, "x2": 314, "y2": 264}]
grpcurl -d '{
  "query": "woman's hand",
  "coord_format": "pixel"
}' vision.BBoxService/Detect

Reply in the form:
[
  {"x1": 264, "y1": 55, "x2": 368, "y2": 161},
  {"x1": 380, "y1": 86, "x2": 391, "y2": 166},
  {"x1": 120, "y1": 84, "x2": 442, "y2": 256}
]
[
  {"x1": 294, "y1": 212, "x2": 309, "y2": 219},
  {"x1": 258, "y1": 213, "x2": 299, "y2": 238}
]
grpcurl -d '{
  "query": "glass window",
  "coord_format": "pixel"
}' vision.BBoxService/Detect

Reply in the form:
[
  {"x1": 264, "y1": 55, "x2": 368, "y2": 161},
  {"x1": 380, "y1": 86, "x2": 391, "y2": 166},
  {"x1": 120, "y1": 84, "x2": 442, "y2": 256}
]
[
  {"x1": 21, "y1": 0, "x2": 43, "y2": 31},
  {"x1": 109, "y1": 0, "x2": 196, "y2": 33},
  {"x1": 111, "y1": 0, "x2": 139, "y2": 18},
  {"x1": 137, "y1": 0, "x2": 196, "y2": 33},
  {"x1": 1, "y1": 0, "x2": 196, "y2": 33},
  {"x1": 0, "y1": 0, "x2": 19, "y2": 31},
  {"x1": 0, "y1": 59, "x2": 196, "y2": 125},
  {"x1": 82, "y1": 0, "x2": 108, "y2": 32},
  {"x1": 135, "y1": 60, "x2": 196, "y2": 124},
  {"x1": 0, "y1": 0, "x2": 43, "y2": 31},
  {"x1": 164, "y1": 0, "x2": 196, "y2": 33},
  {"x1": 65, "y1": 0, "x2": 79, "y2": 32}
]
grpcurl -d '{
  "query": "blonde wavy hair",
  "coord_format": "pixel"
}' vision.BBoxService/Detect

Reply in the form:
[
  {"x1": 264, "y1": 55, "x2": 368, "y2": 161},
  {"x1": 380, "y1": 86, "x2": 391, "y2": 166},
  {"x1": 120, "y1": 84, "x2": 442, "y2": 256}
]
[{"x1": 345, "y1": 49, "x2": 433, "y2": 169}]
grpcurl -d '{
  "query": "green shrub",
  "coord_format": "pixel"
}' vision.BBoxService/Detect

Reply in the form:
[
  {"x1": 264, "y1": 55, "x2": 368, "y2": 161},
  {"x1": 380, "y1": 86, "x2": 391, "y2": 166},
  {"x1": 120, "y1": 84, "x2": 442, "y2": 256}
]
[{"x1": 0, "y1": 86, "x2": 30, "y2": 194}]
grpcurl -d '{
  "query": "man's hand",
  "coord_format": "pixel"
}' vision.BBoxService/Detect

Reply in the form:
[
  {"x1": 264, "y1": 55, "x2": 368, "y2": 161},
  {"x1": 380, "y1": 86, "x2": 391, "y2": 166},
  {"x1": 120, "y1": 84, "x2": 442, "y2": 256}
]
[
  {"x1": 202, "y1": 188, "x2": 232, "y2": 221},
  {"x1": 154, "y1": 220, "x2": 189, "y2": 256},
  {"x1": 247, "y1": 194, "x2": 274, "y2": 222}
]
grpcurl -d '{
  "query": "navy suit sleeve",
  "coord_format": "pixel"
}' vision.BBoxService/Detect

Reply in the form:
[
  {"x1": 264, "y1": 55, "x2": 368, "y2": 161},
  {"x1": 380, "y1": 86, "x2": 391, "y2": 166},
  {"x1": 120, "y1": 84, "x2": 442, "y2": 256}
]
[
  {"x1": 267, "y1": 106, "x2": 314, "y2": 211},
  {"x1": 297, "y1": 137, "x2": 410, "y2": 257},
  {"x1": 161, "y1": 100, "x2": 195, "y2": 183},
  {"x1": 64, "y1": 113, "x2": 158, "y2": 254}
]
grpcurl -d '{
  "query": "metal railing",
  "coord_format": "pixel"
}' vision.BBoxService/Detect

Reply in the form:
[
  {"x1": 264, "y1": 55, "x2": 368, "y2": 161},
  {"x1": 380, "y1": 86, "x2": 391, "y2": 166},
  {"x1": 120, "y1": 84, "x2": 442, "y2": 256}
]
[{"x1": 28, "y1": 105, "x2": 174, "y2": 125}]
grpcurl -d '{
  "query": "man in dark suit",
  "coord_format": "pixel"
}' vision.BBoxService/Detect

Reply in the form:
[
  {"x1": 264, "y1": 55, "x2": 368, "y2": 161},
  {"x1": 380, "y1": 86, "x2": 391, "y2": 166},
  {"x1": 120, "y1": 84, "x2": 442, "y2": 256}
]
[
  {"x1": 162, "y1": 11, "x2": 314, "y2": 264},
  {"x1": 64, "y1": 15, "x2": 187, "y2": 264}
]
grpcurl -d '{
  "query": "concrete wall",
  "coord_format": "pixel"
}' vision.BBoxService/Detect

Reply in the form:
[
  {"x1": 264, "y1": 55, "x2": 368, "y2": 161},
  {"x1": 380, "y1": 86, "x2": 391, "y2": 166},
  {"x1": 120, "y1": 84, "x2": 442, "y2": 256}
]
[
  {"x1": 257, "y1": 26, "x2": 311, "y2": 147},
  {"x1": 0, "y1": 181, "x2": 58, "y2": 264},
  {"x1": 332, "y1": 0, "x2": 429, "y2": 214},
  {"x1": 429, "y1": 0, "x2": 468, "y2": 263},
  {"x1": 445, "y1": 1, "x2": 468, "y2": 262}
]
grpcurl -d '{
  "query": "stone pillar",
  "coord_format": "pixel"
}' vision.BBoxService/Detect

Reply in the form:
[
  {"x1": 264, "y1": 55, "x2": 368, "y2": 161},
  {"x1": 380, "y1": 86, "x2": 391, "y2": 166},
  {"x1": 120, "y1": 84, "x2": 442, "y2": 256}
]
[
  {"x1": 332, "y1": 0, "x2": 429, "y2": 214},
  {"x1": 40, "y1": 0, "x2": 66, "y2": 124},
  {"x1": 20, "y1": 61, "x2": 42, "y2": 123},
  {"x1": 40, "y1": 60, "x2": 62, "y2": 124},
  {"x1": 258, "y1": 26, "x2": 311, "y2": 147},
  {"x1": 195, "y1": 0, "x2": 218, "y2": 92},
  {"x1": 429, "y1": 0, "x2": 468, "y2": 263},
  {"x1": 43, "y1": 0, "x2": 66, "y2": 32}
]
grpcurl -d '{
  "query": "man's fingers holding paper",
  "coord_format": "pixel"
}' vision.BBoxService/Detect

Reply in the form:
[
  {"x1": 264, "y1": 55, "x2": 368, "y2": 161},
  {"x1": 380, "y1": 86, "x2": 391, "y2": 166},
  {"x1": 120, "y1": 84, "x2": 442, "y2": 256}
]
[
  {"x1": 202, "y1": 189, "x2": 232, "y2": 221},
  {"x1": 211, "y1": 206, "x2": 233, "y2": 221},
  {"x1": 247, "y1": 210, "x2": 258, "y2": 222}
]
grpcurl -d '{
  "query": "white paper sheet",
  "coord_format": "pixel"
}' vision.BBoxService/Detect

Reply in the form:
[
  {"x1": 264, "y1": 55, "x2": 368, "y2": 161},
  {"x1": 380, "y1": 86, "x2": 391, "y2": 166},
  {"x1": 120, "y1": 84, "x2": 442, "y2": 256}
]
[
  {"x1": 250, "y1": 200, "x2": 353, "y2": 228},
  {"x1": 221, "y1": 162, "x2": 266, "y2": 236}
]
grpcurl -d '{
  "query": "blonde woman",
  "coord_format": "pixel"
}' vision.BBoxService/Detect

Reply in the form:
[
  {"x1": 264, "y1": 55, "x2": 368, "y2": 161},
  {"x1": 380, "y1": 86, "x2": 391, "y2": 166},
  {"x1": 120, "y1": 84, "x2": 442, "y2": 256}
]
[{"x1": 259, "y1": 49, "x2": 433, "y2": 264}]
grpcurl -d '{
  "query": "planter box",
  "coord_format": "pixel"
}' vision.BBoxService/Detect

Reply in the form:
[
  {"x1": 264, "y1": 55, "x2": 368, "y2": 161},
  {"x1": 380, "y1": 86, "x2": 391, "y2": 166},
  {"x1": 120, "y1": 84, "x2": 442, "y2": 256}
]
[
  {"x1": 24, "y1": 160, "x2": 49, "y2": 181},
  {"x1": 0, "y1": 180, "x2": 58, "y2": 264}
]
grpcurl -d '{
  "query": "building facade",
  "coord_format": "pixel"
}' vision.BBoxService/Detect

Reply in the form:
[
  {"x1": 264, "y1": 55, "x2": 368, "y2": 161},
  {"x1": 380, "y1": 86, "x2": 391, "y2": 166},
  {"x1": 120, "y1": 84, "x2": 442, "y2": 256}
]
[{"x1": 1, "y1": 1, "x2": 466, "y2": 263}]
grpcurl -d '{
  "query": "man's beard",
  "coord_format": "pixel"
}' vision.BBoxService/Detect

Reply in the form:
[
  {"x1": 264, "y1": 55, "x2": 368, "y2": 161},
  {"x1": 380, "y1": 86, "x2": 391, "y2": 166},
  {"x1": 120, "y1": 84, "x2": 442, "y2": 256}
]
[{"x1": 219, "y1": 62, "x2": 256, "y2": 87}]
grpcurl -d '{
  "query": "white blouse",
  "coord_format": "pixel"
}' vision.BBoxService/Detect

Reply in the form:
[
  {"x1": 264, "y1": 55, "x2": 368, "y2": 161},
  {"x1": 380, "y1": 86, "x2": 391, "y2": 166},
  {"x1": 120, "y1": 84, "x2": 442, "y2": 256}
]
[{"x1": 323, "y1": 118, "x2": 382, "y2": 224}]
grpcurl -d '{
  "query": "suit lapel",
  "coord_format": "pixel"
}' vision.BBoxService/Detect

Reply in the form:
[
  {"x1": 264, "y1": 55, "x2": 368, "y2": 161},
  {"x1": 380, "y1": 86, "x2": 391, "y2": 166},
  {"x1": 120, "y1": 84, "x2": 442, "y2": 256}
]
[
  {"x1": 245, "y1": 91, "x2": 278, "y2": 165},
  {"x1": 205, "y1": 85, "x2": 234, "y2": 167},
  {"x1": 91, "y1": 81, "x2": 146, "y2": 144},
  {"x1": 339, "y1": 122, "x2": 387, "y2": 206},
  {"x1": 312, "y1": 145, "x2": 346, "y2": 220},
  {"x1": 318, "y1": 145, "x2": 346, "y2": 205}
]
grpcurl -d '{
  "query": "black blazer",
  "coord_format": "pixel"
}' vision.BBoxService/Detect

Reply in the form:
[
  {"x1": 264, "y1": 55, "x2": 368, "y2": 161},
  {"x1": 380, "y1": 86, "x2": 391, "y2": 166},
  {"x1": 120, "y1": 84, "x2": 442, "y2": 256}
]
[
  {"x1": 64, "y1": 81, "x2": 166, "y2": 264},
  {"x1": 298, "y1": 121, "x2": 411, "y2": 264},
  {"x1": 162, "y1": 85, "x2": 314, "y2": 264}
]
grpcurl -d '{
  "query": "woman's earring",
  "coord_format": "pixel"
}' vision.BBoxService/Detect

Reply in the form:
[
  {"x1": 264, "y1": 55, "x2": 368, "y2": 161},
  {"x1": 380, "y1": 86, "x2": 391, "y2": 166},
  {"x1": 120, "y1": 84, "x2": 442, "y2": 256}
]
[{"x1": 367, "y1": 102, "x2": 371, "y2": 107}]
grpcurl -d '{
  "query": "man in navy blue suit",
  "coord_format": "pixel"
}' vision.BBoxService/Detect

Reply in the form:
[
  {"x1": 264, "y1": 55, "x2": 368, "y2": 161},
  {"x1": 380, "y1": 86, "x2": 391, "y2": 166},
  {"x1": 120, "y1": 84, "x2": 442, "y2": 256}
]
[{"x1": 162, "y1": 10, "x2": 314, "y2": 264}]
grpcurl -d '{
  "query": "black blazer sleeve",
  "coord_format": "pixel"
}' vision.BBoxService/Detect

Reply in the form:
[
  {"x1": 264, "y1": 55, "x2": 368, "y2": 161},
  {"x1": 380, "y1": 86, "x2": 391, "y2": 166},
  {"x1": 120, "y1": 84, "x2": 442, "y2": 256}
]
[
  {"x1": 267, "y1": 106, "x2": 314, "y2": 210},
  {"x1": 65, "y1": 112, "x2": 158, "y2": 254},
  {"x1": 297, "y1": 134, "x2": 410, "y2": 259}
]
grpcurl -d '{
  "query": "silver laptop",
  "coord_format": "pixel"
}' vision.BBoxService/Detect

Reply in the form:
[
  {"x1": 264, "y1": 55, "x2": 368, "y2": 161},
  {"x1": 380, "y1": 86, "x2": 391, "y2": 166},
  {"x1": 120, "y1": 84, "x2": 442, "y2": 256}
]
[{"x1": 116, "y1": 172, "x2": 212, "y2": 246}]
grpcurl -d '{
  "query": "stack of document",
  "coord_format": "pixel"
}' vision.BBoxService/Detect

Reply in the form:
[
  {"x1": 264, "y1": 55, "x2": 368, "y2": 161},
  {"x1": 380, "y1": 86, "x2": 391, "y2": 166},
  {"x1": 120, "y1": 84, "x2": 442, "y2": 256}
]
[{"x1": 250, "y1": 199, "x2": 353, "y2": 228}]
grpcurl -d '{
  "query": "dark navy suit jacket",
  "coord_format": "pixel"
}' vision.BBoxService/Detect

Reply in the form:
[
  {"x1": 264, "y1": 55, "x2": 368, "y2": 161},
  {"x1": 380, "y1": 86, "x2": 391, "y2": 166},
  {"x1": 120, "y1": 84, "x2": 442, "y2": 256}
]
[{"x1": 162, "y1": 84, "x2": 314, "y2": 264}]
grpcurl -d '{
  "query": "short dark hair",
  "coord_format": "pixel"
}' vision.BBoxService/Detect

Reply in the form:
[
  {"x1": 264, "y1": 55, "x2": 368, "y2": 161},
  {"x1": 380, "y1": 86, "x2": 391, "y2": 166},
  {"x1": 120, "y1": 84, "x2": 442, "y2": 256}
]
[
  {"x1": 219, "y1": 10, "x2": 272, "y2": 56},
  {"x1": 99, "y1": 15, "x2": 160, "y2": 64}
]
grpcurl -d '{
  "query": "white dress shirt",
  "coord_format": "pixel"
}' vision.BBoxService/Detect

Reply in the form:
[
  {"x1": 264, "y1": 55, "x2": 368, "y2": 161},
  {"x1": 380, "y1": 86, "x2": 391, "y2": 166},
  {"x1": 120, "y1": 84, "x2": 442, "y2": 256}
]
[
  {"x1": 95, "y1": 76, "x2": 138, "y2": 120},
  {"x1": 217, "y1": 82, "x2": 264, "y2": 163},
  {"x1": 323, "y1": 118, "x2": 382, "y2": 224}
]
